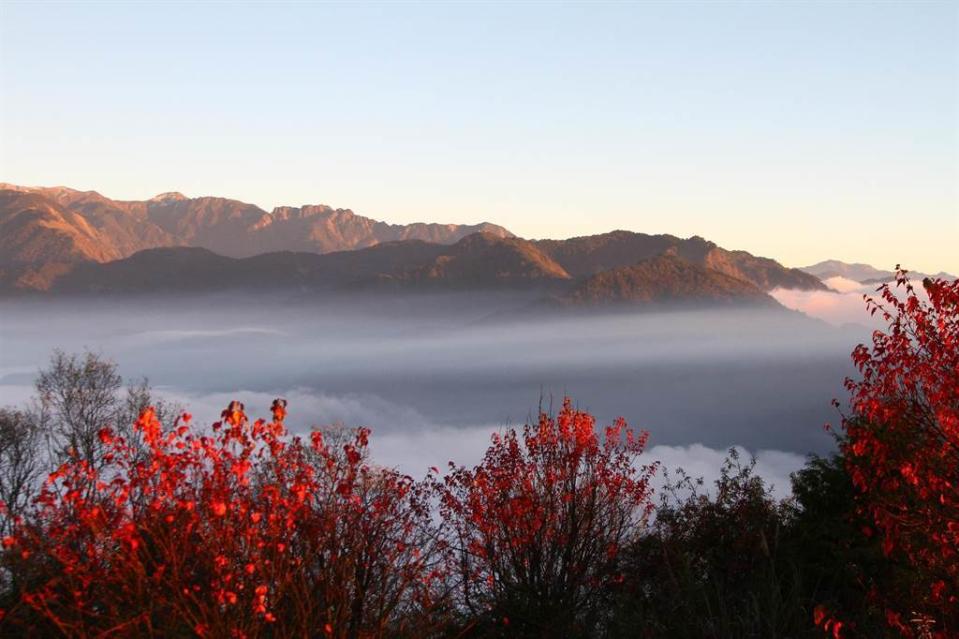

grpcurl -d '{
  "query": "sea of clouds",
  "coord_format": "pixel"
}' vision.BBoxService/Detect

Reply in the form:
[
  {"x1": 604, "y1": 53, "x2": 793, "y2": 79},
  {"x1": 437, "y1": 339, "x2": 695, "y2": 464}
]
[{"x1": 1, "y1": 293, "x2": 853, "y2": 500}]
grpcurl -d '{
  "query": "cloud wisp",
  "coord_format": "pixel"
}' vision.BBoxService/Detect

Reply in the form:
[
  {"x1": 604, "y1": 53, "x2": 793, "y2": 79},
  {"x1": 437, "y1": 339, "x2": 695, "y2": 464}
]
[{"x1": 771, "y1": 276, "x2": 933, "y2": 326}]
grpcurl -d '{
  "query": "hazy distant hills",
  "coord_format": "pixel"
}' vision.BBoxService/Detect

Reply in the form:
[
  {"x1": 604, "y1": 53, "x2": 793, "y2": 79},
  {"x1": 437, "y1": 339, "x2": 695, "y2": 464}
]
[
  {"x1": 800, "y1": 260, "x2": 956, "y2": 284},
  {"x1": 1, "y1": 183, "x2": 831, "y2": 310}
]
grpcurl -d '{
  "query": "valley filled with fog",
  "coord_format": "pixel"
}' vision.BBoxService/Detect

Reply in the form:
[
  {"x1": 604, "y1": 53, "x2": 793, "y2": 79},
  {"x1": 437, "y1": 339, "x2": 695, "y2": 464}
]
[{"x1": 0, "y1": 293, "x2": 867, "y2": 496}]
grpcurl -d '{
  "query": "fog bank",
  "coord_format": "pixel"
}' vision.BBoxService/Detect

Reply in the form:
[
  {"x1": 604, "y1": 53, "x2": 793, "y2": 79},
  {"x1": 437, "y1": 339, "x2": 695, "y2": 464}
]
[{"x1": 0, "y1": 293, "x2": 864, "y2": 493}]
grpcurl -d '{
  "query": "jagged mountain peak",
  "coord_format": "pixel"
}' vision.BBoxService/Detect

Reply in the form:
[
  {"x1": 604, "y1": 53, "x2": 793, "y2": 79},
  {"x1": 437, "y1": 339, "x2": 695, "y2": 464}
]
[{"x1": 0, "y1": 184, "x2": 517, "y2": 289}]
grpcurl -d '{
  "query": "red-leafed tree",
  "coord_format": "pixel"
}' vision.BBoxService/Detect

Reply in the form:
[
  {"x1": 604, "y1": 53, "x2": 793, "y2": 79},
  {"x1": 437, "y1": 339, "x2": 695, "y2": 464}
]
[
  {"x1": 841, "y1": 269, "x2": 959, "y2": 635},
  {"x1": 440, "y1": 398, "x2": 656, "y2": 637},
  {"x1": 2, "y1": 400, "x2": 446, "y2": 638}
]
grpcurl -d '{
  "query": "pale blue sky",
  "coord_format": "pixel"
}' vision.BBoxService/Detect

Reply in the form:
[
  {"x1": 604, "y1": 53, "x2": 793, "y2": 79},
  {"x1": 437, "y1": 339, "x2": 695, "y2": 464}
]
[{"x1": 1, "y1": 1, "x2": 956, "y2": 273}]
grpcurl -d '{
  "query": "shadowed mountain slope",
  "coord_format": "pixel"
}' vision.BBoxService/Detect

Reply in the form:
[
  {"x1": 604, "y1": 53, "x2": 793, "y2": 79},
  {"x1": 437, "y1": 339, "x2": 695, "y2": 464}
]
[
  {"x1": 536, "y1": 231, "x2": 825, "y2": 291},
  {"x1": 558, "y1": 254, "x2": 778, "y2": 308},
  {"x1": 51, "y1": 233, "x2": 571, "y2": 293}
]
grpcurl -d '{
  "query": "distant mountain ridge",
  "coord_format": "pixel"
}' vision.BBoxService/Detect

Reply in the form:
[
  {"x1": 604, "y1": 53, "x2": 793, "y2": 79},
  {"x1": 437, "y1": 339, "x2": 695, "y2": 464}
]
[
  {"x1": 1, "y1": 183, "x2": 828, "y2": 311},
  {"x1": 0, "y1": 184, "x2": 512, "y2": 289},
  {"x1": 800, "y1": 260, "x2": 956, "y2": 285}
]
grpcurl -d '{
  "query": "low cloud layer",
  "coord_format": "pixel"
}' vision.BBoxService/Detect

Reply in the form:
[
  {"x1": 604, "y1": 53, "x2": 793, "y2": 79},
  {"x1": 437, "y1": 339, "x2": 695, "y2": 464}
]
[
  {"x1": 1, "y1": 293, "x2": 853, "y2": 498},
  {"x1": 771, "y1": 276, "x2": 932, "y2": 326}
]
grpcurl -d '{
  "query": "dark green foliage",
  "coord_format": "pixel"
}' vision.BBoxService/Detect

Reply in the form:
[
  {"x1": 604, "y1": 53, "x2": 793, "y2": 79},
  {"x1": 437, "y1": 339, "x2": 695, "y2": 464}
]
[
  {"x1": 787, "y1": 454, "x2": 921, "y2": 638},
  {"x1": 609, "y1": 451, "x2": 917, "y2": 638},
  {"x1": 610, "y1": 450, "x2": 806, "y2": 638}
]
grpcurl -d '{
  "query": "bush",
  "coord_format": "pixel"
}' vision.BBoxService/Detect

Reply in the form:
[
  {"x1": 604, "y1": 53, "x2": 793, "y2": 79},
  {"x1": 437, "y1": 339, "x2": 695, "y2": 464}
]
[
  {"x1": 2, "y1": 400, "x2": 445, "y2": 637},
  {"x1": 439, "y1": 398, "x2": 656, "y2": 637},
  {"x1": 612, "y1": 450, "x2": 805, "y2": 639},
  {"x1": 841, "y1": 271, "x2": 959, "y2": 634}
]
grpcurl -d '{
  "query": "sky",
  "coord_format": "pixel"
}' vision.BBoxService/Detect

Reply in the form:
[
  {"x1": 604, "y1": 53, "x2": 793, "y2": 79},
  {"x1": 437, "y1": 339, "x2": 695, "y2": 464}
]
[{"x1": 1, "y1": 1, "x2": 957, "y2": 274}]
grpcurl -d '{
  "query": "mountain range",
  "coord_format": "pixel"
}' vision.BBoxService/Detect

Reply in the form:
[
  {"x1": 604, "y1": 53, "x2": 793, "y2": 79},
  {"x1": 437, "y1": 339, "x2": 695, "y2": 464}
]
[
  {"x1": 800, "y1": 260, "x2": 956, "y2": 284},
  {"x1": 0, "y1": 184, "x2": 511, "y2": 289},
  {"x1": 1, "y1": 184, "x2": 829, "y2": 309}
]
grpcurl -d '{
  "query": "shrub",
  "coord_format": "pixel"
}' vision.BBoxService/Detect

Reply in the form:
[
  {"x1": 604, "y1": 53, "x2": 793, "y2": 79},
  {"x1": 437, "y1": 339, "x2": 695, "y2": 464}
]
[
  {"x1": 841, "y1": 271, "x2": 959, "y2": 634},
  {"x1": 2, "y1": 400, "x2": 445, "y2": 638},
  {"x1": 613, "y1": 451, "x2": 805, "y2": 639},
  {"x1": 439, "y1": 398, "x2": 656, "y2": 637}
]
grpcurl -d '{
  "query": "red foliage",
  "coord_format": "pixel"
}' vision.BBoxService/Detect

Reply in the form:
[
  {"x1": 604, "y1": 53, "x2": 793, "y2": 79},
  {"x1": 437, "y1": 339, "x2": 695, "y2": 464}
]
[
  {"x1": 440, "y1": 398, "x2": 656, "y2": 633},
  {"x1": 841, "y1": 269, "x2": 959, "y2": 635},
  {"x1": 813, "y1": 604, "x2": 846, "y2": 639},
  {"x1": 4, "y1": 399, "x2": 444, "y2": 637}
]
